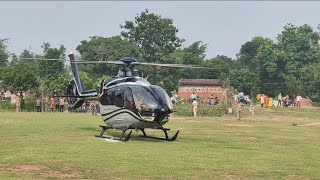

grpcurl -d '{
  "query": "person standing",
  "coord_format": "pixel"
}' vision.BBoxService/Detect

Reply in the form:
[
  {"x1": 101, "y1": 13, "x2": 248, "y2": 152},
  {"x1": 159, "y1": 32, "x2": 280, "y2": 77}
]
[
  {"x1": 209, "y1": 95, "x2": 214, "y2": 106},
  {"x1": 50, "y1": 96, "x2": 55, "y2": 112},
  {"x1": 264, "y1": 94, "x2": 269, "y2": 108},
  {"x1": 59, "y1": 98, "x2": 65, "y2": 112},
  {"x1": 260, "y1": 94, "x2": 265, "y2": 107},
  {"x1": 190, "y1": 92, "x2": 197, "y2": 101},
  {"x1": 35, "y1": 97, "x2": 41, "y2": 112},
  {"x1": 277, "y1": 93, "x2": 282, "y2": 108},
  {"x1": 296, "y1": 94, "x2": 302, "y2": 108},
  {"x1": 192, "y1": 99, "x2": 198, "y2": 117},
  {"x1": 214, "y1": 97, "x2": 219, "y2": 105}
]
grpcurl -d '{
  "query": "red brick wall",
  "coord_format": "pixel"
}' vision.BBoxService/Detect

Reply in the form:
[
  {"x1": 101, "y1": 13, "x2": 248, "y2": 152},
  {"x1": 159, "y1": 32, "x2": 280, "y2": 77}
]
[{"x1": 178, "y1": 85, "x2": 225, "y2": 103}]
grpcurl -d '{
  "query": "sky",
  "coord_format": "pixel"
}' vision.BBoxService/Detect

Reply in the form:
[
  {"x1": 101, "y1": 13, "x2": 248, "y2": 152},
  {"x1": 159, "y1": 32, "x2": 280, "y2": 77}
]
[{"x1": 1, "y1": 1, "x2": 320, "y2": 60}]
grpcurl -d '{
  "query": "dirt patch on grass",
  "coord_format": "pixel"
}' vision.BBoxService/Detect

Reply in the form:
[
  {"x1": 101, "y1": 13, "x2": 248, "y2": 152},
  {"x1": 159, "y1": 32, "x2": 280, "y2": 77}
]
[
  {"x1": 298, "y1": 122, "x2": 320, "y2": 127},
  {"x1": 40, "y1": 170, "x2": 81, "y2": 179},
  {"x1": 5, "y1": 165, "x2": 82, "y2": 179},
  {"x1": 220, "y1": 174, "x2": 240, "y2": 180},
  {"x1": 171, "y1": 117, "x2": 201, "y2": 122},
  {"x1": 170, "y1": 117, "x2": 200, "y2": 122},
  {"x1": 224, "y1": 124, "x2": 254, "y2": 127},
  {"x1": 7, "y1": 165, "x2": 46, "y2": 172}
]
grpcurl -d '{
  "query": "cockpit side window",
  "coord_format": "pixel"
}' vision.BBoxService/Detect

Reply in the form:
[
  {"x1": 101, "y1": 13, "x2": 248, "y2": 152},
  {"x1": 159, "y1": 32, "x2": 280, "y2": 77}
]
[
  {"x1": 123, "y1": 88, "x2": 135, "y2": 110},
  {"x1": 100, "y1": 89, "x2": 114, "y2": 105},
  {"x1": 114, "y1": 90, "x2": 123, "y2": 107},
  {"x1": 99, "y1": 80, "x2": 104, "y2": 95}
]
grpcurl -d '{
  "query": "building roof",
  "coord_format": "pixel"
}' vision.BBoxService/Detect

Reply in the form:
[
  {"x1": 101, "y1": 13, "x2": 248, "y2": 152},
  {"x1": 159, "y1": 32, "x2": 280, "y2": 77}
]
[{"x1": 178, "y1": 79, "x2": 220, "y2": 86}]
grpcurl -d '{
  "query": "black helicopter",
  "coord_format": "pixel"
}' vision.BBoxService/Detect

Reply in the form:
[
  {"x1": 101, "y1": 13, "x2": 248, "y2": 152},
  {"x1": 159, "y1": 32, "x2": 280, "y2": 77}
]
[{"x1": 23, "y1": 53, "x2": 212, "y2": 141}]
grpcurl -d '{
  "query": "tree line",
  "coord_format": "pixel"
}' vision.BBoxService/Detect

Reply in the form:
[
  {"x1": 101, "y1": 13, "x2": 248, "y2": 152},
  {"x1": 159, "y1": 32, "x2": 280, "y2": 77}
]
[{"x1": 1, "y1": 9, "x2": 320, "y2": 110}]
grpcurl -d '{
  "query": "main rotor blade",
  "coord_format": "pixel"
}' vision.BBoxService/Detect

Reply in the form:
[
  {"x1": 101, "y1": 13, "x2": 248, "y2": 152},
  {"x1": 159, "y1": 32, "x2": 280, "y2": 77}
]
[
  {"x1": 19, "y1": 58, "x2": 124, "y2": 65},
  {"x1": 138, "y1": 62, "x2": 217, "y2": 70},
  {"x1": 19, "y1": 58, "x2": 218, "y2": 69}
]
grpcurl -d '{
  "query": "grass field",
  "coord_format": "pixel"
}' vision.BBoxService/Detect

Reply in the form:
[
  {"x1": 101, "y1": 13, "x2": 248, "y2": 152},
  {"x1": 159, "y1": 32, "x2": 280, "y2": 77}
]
[{"x1": 0, "y1": 108, "x2": 320, "y2": 179}]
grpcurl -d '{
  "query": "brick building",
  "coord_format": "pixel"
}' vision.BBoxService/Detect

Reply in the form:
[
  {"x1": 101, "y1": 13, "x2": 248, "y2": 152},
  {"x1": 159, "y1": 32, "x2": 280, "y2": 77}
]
[{"x1": 178, "y1": 79, "x2": 227, "y2": 103}]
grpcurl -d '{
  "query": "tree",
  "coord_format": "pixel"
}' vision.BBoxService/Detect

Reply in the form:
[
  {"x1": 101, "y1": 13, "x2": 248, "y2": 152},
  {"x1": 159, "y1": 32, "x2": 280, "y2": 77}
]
[
  {"x1": 76, "y1": 36, "x2": 141, "y2": 88},
  {"x1": 229, "y1": 68, "x2": 260, "y2": 96},
  {"x1": 1, "y1": 61, "x2": 39, "y2": 112},
  {"x1": 213, "y1": 55, "x2": 236, "y2": 68},
  {"x1": 250, "y1": 24, "x2": 320, "y2": 97},
  {"x1": 121, "y1": 9, "x2": 184, "y2": 63},
  {"x1": 237, "y1": 36, "x2": 273, "y2": 71},
  {"x1": 166, "y1": 41, "x2": 207, "y2": 64},
  {"x1": 0, "y1": 38, "x2": 9, "y2": 68},
  {"x1": 19, "y1": 44, "x2": 71, "y2": 97},
  {"x1": 138, "y1": 41, "x2": 209, "y2": 93},
  {"x1": 38, "y1": 43, "x2": 66, "y2": 79}
]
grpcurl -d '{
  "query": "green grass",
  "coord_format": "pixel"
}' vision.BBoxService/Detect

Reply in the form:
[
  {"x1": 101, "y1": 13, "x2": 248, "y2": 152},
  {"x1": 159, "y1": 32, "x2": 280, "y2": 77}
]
[{"x1": 0, "y1": 108, "x2": 320, "y2": 179}]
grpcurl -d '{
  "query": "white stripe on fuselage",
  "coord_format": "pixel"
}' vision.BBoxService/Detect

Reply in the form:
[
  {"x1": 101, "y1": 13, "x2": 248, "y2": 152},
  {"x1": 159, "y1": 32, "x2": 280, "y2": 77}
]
[
  {"x1": 103, "y1": 77, "x2": 150, "y2": 90},
  {"x1": 101, "y1": 106, "x2": 143, "y2": 121}
]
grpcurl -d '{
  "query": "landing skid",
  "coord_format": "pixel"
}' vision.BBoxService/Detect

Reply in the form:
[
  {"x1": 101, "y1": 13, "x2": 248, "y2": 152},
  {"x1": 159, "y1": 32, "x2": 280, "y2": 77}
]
[
  {"x1": 139, "y1": 128, "x2": 180, "y2": 141},
  {"x1": 95, "y1": 125, "x2": 179, "y2": 142},
  {"x1": 94, "y1": 125, "x2": 132, "y2": 142}
]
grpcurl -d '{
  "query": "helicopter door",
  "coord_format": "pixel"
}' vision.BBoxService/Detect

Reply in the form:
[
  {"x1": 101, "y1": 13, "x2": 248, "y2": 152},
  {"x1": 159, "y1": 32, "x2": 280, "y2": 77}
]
[
  {"x1": 123, "y1": 88, "x2": 135, "y2": 110},
  {"x1": 114, "y1": 89, "x2": 123, "y2": 107}
]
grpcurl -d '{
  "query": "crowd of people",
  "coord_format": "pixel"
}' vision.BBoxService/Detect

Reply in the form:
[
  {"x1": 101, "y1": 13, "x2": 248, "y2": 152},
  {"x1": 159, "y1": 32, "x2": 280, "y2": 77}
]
[
  {"x1": 189, "y1": 92, "x2": 219, "y2": 117},
  {"x1": 259, "y1": 93, "x2": 303, "y2": 108},
  {"x1": 34, "y1": 96, "x2": 66, "y2": 113},
  {"x1": 0, "y1": 92, "x2": 11, "y2": 102},
  {"x1": 34, "y1": 92, "x2": 100, "y2": 115}
]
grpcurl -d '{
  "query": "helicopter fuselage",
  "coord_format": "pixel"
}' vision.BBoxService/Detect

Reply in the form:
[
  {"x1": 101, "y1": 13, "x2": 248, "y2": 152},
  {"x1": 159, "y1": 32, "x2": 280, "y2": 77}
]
[
  {"x1": 98, "y1": 76, "x2": 173, "y2": 130},
  {"x1": 65, "y1": 54, "x2": 178, "y2": 141}
]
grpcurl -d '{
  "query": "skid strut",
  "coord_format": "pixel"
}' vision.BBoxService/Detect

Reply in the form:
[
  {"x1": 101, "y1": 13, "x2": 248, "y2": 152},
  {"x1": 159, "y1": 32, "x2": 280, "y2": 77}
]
[
  {"x1": 139, "y1": 128, "x2": 180, "y2": 141},
  {"x1": 95, "y1": 125, "x2": 179, "y2": 142},
  {"x1": 94, "y1": 125, "x2": 132, "y2": 142}
]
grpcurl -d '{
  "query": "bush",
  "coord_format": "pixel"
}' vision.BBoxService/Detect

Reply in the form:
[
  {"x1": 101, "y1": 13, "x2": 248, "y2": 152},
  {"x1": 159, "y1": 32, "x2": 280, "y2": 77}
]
[
  {"x1": 0, "y1": 101, "x2": 36, "y2": 112},
  {"x1": 0, "y1": 102, "x2": 15, "y2": 112},
  {"x1": 172, "y1": 102, "x2": 225, "y2": 117},
  {"x1": 23, "y1": 102, "x2": 36, "y2": 112}
]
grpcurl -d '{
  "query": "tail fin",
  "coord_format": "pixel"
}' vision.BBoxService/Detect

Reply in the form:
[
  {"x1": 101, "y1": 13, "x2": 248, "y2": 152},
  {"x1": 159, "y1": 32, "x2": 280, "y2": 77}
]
[
  {"x1": 68, "y1": 53, "x2": 84, "y2": 93},
  {"x1": 65, "y1": 53, "x2": 98, "y2": 109}
]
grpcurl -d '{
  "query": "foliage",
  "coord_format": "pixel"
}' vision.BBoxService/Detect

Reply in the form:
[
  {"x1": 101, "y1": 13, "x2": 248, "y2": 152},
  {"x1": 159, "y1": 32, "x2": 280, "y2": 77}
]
[
  {"x1": 236, "y1": 36, "x2": 272, "y2": 71},
  {"x1": 139, "y1": 41, "x2": 209, "y2": 92},
  {"x1": 0, "y1": 102, "x2": 15, "y2": 112},
  {"x1": 76, "y1": 36, "x2": 141, "y2": 88},
  {"x1": 233, "y1": 24, "x2": 320, "y2": 99},
  {"x1": 173, "y1": 102, "x2": 224, "y2": 117},
  {"x1": 0, "y1": 38, "x2": 9, "y2": 68},
  {"x1": 79, "y1": 71, "x2": 92, "y2": 90},
  {"x1": 121, "y1": 9, "x2": 184, "y2": 63},
  {"x1": 229, "y1": 68, "x2": 260, "y2": 95},
  {"x1": 1, "y1": 60, "x2": 39, "y2": 93},
  {"x1": 166, "y1": 41, "x2": 207, "y2": 64},
  {"x1": 35, "y1": 44, "x2": 71, "y2": 96},
  {"x1": 38, "y1": 43, "x2": 66, "y2": 79}
]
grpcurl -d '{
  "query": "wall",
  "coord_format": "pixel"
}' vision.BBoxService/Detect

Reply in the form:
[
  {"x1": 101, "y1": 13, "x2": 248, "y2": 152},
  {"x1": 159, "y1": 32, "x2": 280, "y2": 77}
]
[{"x1": 178, "y1": 85, "x2": 225, "y2": 103}]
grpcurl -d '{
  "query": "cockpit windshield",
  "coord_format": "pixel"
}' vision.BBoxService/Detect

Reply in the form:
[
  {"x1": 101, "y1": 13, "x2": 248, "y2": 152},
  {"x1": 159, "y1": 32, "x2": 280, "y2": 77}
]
[
  {"x1": 151, "y1": 85, "x2": 173, "y2": 111},
  {"x1": 130, "y1": 86, "x2": 158, "y2": 111}
]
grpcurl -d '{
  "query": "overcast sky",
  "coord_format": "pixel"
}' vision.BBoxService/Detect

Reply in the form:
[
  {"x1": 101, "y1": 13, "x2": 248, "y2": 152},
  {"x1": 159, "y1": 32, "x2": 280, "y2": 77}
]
[{"x1": 1, "y1": 1, "x2": 320, "y2": 60}]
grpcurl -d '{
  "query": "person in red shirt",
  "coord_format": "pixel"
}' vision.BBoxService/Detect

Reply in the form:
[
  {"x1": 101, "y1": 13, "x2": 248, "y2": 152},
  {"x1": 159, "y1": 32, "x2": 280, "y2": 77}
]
[
  {"x1": 264, "y1": 94, "x2": 269, "y2": 108},
  {"x1": 50, "y1": 96, "x2": 54, "y2": 112}
]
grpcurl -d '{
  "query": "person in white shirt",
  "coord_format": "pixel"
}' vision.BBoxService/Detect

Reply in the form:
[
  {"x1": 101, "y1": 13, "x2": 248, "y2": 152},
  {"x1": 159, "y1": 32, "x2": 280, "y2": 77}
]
[
  {"x1": 260, "y1": 95, "x2": 265, "y2": 107},
  {"x1": 192, "y1": 100, "x2": 198, "y2": 117},
  {"x1": 296, "y1": 94, "x2": 302, "y2": 108},
  {"x1": 277, "y1": 93, "x2": 282, "y2": 108},
  {"x1": 190, "y1": 92, "x2": 197, "y2": 101}
]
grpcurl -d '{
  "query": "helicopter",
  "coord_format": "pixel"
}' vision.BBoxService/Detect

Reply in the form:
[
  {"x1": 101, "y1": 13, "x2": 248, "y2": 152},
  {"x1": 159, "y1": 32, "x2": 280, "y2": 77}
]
[{"x1": 23, "y1": 53, "x2": 214, "y2": 142}]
